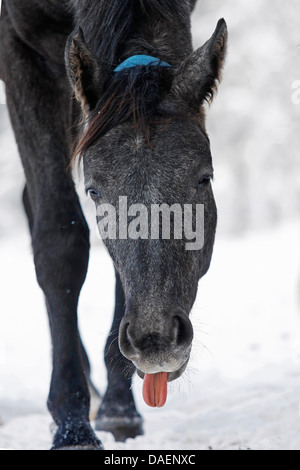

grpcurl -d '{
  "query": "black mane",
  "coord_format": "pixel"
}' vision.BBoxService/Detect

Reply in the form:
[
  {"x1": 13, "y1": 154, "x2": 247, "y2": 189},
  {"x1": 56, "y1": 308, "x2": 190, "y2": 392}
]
[
  {"x1": 72, "y1": 0, "x2": 192, "y2": 67},
  {"x1": 70, "y1": 0, "x2": 195, "y2": 161},
  {"x1": 73, "y1": 64, "x2": 174, "y2": 161}
]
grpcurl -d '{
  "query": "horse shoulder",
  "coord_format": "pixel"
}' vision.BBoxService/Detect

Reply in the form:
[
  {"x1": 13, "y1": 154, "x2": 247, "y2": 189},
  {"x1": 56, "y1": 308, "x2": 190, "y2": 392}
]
[{"x1": 2, "y1": 0, "x2": 73, "y2": 65}]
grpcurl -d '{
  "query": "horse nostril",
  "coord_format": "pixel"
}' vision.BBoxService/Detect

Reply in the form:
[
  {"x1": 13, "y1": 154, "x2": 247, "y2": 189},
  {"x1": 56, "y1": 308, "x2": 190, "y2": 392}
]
[
  {"x1": 123, "y1": 321, "x2": 131, "y2": 343},
  {"x1": 119, "y1": 319, "x2": 139, "y2": 360},
  {"x1": 119, "y1": 321, "x2": 133, "y2": 355},
  {"x1": 119, "y1": 310, "x2": 193, "y2": 367},
  {"x1": 172, "y1": 313, "x2": 193, "y2": 348}
]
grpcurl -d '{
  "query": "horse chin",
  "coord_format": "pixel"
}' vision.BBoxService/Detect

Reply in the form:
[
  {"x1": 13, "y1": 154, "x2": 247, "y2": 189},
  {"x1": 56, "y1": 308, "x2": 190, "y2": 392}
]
[{"x1": 136, "y1": 359, "x2": 189, "y2": 383}]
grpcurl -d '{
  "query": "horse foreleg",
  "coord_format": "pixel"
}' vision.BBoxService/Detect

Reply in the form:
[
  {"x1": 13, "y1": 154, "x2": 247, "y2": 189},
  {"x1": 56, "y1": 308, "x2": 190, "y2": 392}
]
[
  {"x1": 23, "y1": 182, "x2": 101, "y2": 421},
  {"x1": 1, "y1": 16, "x2": 102, "y2": 450},
  {"x1": 95, "y1": 270, "x2": 144, "y2": 442}
]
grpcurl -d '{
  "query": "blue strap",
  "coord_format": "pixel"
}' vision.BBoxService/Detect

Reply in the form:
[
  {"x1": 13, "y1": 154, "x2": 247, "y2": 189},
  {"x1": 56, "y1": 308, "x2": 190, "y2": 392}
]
[{"x1": 114, "y1": 55, "x2": 172, "y2": 72}]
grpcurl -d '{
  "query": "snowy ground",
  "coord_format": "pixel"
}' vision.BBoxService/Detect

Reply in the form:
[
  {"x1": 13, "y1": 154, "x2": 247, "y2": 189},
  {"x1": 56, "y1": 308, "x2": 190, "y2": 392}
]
[
  {"x1": 0, "y1": 222, "x2": 299, "y2": 450},
  {"x1": 1, "y1": 0, "x2": 300, "y2": 452}
]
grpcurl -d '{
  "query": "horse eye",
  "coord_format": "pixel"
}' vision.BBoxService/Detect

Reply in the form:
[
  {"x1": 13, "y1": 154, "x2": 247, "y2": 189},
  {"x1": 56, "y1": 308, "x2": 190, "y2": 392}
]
[
  {"x1": 87, "y1": 187, "x2": 101, "y2": 200},
  {"x1": 195, "y1": 175, "x2": 212, "y2": 188}
]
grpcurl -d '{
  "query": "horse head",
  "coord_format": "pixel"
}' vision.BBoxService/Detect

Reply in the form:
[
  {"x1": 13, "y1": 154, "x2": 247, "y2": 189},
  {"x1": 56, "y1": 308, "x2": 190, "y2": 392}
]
[{"x1": 65, "y1": 19, "x2": 227, "y2": 405}]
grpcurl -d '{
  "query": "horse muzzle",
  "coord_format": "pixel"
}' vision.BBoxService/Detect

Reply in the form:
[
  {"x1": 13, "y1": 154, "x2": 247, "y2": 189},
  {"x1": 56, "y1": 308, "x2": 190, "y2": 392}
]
[{"x1": 118, "y1": 308, "x2": 193, "y2": 387}]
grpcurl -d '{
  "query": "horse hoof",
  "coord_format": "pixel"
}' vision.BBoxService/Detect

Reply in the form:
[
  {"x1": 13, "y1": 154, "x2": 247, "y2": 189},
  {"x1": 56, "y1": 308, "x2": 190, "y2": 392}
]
[
  {"x1": 95, "y1": 416, "x2": 144, "y2": 442},
  {"x1": 52, "y1": 444, "x2": 104, "y2": 450},
  {"x1": 51, "y1": 420, "x2": 103, "y2": 450}
]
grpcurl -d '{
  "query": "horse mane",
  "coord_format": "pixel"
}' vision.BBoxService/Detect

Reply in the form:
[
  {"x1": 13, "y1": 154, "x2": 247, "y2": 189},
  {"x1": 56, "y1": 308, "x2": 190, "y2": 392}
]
[
  {"x1": 69, "y1": 0, "x2": 193, "y2": 164},
  {"x1": 71, "y1": 0, "x2": 189, "y2": 66},
  {"x1": 71, "y1": 66, "x2": 174, "y2": 164}
]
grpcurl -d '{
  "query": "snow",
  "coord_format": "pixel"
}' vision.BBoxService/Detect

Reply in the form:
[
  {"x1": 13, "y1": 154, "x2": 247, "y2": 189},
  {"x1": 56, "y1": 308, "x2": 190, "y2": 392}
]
[
  {"x1": 0, "y1": 221, "x2": 299, "y2": 450},
  {"x1": 1, "y1": 0, "x2": 300, "y2": 452}
]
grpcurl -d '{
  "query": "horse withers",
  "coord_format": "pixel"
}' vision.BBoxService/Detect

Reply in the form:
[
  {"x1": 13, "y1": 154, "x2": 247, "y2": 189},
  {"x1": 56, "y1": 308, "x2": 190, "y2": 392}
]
[{"x1": 0, "y1": 0, "x2": 227, "y2": 450}]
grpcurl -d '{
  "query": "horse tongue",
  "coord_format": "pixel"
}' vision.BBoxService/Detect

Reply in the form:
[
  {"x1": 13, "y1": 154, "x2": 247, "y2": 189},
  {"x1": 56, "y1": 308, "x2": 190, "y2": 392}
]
[{"x1": 143, "y1": 372, "x2": 168, "y2": 408}]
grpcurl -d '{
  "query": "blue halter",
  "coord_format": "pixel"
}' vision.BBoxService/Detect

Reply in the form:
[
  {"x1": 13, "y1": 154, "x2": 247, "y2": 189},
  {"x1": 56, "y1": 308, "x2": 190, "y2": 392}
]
[{"x1": 114, "y1": 55, "x2": 172, "y2": 72}]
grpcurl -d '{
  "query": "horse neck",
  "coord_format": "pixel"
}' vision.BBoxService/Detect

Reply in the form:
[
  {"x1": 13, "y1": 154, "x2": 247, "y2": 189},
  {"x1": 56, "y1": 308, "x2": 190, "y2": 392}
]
[
  {"x1": 72, "y1": 0, "x2": 193, "y2": 68},
  {"x1": 122, "y1": 15, "x2": 193, "y2": 67}
]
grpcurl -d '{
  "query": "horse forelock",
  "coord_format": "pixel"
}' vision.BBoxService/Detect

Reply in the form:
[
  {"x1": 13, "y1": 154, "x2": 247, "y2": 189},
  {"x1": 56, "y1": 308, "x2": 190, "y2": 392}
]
[{"x1": 71, "y1": 66, "x2": 173, "y2": 164}]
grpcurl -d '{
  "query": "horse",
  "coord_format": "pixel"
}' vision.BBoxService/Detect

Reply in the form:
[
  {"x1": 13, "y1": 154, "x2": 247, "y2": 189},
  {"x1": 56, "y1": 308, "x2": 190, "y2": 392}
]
[{"x1": 0, "y1": 0, "x2": 227, "y2": 450}]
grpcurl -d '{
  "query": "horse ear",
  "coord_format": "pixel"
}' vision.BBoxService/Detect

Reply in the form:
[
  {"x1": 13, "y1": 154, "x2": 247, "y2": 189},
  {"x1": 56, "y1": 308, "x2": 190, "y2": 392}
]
[
  {"x1": 171, "y1": 19, "x2": 228, "y2": 110},
  {"x1": 65, "y1": 28, "x2": 104, "y2": 113}
]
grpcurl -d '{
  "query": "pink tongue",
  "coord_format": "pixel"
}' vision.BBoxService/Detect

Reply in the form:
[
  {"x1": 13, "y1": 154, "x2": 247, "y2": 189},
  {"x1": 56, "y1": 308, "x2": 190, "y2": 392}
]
[{"x1": 143, "y1": 372, "x2": 168, "y2": 408}]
